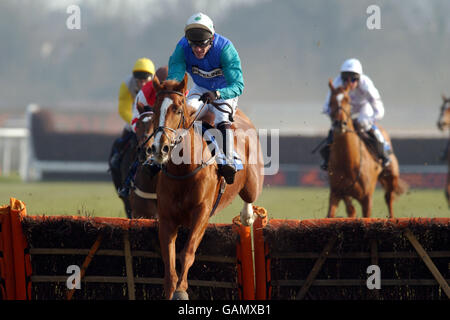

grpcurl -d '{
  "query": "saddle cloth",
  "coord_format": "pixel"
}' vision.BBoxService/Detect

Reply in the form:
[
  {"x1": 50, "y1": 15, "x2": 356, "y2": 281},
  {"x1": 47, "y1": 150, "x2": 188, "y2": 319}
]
[{"x1": 201, "y1": 123, "x2": 244, "y2": 171}]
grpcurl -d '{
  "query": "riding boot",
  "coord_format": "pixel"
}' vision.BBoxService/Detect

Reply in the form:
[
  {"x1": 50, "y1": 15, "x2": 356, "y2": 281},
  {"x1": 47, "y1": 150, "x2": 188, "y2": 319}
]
[
  {"x1": 109, "y1": 129, "x2": 133, "y2": 170},
  {"x1": 319, "y1": 129, "x2": 333, "y2": 171},
  {"x1": 118, "y1": 160, "x2": 139, "y2": 199},
  {"x1": 217, "y1": 122, "x2": 236, "y2": 184},
  {"x1": 368, "y1": 126, "x2": 391, "y2": 167},
  {"x1": 319, "y1": 145, "x2": 330, "y2": 171},
  {"x1": 109, "y1": 138, "x2": 122, "y2": 171}
]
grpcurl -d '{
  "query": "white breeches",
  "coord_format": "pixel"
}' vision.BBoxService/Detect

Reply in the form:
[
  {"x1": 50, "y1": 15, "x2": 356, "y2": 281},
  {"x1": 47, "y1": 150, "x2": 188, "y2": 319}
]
[
  {"x1": 187, "y1": 84, "x2": 238, "y2": 125},
  {"x1": 355, "y1": 102, "x2": 384, "y2": 131}
]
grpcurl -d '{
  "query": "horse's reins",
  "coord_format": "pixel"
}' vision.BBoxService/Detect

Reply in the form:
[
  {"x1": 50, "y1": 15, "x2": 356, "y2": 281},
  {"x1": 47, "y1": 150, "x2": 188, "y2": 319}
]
[
  {"x1": 151, "y1": 89, "x2": 230, "y2": 216},
  {"x1": 152, "y1": 89, "x2": 232, "y2": 180}
]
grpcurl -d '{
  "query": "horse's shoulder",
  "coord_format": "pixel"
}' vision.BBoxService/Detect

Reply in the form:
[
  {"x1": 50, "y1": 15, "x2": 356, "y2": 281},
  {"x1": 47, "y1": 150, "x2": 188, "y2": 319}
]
[{"x1": 232, "y1": 109, "x2": 255, "y2": 131}]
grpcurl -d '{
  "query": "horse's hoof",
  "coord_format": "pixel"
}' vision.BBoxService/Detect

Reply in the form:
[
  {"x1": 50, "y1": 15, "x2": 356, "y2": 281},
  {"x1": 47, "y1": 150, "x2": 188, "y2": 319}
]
[
  {"x1": 172, "y1": 291, "x2": 189, "y2": 300},
  {"x1": 240, "y1": 214, "x2": 255, "y2": 227},
  {"x1": 240, "y1": 203, "x2": 255, "y2": 227}
]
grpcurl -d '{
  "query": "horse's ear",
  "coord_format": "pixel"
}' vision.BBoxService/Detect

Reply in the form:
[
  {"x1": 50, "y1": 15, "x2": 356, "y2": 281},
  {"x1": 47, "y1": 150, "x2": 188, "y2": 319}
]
[
  {"x1": 343, "y1": 81, "x2": 351, "y2": 92},
  {"x1": 328, "y1": 78, "x2": 335, "y2": 91},
  {"x1": 153, "y1": 74, "x2": 163, "y2": 92},
  {"x1": 136, "y1": 101, "x2": 145, "y2": 114},
  {"x1": 174, "y1": 73, "x2": 188, "y2": 94}
]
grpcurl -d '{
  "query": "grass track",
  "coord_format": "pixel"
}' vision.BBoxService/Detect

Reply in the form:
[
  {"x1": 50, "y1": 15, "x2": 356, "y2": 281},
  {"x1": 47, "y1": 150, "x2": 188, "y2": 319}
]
[{"x1": 1, "y1": 178, "x2": 448, "y2": 223}]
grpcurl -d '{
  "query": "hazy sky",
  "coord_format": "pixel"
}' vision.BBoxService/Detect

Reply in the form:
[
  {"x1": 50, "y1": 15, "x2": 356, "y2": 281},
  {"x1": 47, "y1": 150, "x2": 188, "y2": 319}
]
[{"x1": 1, "y1": 0, "x2": 449, "y2": 135}]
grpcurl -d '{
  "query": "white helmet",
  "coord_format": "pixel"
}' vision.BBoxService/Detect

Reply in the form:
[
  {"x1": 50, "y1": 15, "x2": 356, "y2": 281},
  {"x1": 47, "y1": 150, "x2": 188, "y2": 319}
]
[
  {"x1": 185, "y1": 12, "x2": 215, "y2": 35},
  {"x1": 340, "y1": 58, "x2": 363, "y2": 75}
]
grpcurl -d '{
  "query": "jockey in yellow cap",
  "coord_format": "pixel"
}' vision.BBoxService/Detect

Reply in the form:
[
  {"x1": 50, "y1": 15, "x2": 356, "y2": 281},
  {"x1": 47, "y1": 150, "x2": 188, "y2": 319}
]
[{"x1": 109, "y1": 58, "x2": 155, "y2": 213}]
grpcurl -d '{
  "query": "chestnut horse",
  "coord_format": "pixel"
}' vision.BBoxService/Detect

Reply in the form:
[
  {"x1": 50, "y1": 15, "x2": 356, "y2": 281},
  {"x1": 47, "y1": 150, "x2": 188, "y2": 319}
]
[
  {"x1": 436, "y1": 94, "x2": 450, "y2": 206},
  {"x1": 149, "y1": 74, "x2": 264, "y2": 300},
  {"x1": 326, "y1": 80, "x2": 407, "y2": 218},
  {"x1": 128, "y1": 102, "x2": 159, "y2": 219}
]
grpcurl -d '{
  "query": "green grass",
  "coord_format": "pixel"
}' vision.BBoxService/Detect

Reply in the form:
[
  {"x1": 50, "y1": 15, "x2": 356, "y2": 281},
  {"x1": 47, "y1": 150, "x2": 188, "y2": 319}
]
[{"x1": 1, "y1": 176, "x2": 448, "y2": 223}]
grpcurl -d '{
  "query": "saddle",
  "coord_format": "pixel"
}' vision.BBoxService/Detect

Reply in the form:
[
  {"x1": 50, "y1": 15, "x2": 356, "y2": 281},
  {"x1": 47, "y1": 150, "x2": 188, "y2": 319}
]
[{"x1": 354, "y1": 122, "x2": 393, "y2": 163}]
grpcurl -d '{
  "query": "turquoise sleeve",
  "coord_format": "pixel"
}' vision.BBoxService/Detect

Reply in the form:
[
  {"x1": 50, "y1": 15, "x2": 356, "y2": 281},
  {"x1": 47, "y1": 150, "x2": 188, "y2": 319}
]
[
  {"x1": 219, "y1": 43, "x2": 244, "y2": 100},
  {"x1": 167, "y1": 44, "x2": 186, "y2": 82}
]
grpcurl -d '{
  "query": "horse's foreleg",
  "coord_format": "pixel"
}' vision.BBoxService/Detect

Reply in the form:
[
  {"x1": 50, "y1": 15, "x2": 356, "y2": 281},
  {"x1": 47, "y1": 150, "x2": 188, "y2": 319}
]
[
  {"x1": 240, "y1": 202, "x2": 255, "y2": 226},
  {"x1": 384, "y1": 190, "x2": 394, "y2": 218},
  {"x1": 176, "y1": 208, "x2": 210, "y2": 298},
  {"x1": 158, "y1": 218, "x2": 179, "y2": 300},
  {"x1": 343, "y1": 197, "x2": 356, "y2": 218},
  {"x1": 361, "y1": 196, "x2": 373, "y2": 218},
  {"x1": 327, "y1": 192, "x2": 340, "y2": 218}
]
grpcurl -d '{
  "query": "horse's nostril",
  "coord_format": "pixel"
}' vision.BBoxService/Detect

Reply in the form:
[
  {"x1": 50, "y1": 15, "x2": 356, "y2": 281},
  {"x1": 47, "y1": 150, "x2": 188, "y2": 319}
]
[
  {"x1": 162, "y1": 145, "x2": 170, "y2": 154},
  {"x1": 150, "y1": 144, "x2": 156, "y2": 154}
]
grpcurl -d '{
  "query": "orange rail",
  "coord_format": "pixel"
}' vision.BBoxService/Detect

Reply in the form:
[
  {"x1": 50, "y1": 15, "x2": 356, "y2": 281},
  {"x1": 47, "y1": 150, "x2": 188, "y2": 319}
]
[
  {"x1": 233, "y1": 215, "x2": 255, "y2": 300},
  {"x1": 0, "y1": 203, "x2": 15, "y2": 299},
  {"x1": 253, "y1": 207, "x2": 268, "y2": 300},
  {"x1": 1, "y1": 198, "x2": 257, "y2": 300}
]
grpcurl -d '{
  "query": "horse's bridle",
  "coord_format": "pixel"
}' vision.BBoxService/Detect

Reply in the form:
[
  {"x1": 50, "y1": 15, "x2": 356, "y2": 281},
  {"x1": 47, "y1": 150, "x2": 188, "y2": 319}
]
[
  {"x1": 146, "y1": 89, "x2": 230, "y2": 180},
  {"x1": 154, "y1": 90, "x2": 188, "y2": 148},
  {"x1": 332, "y1": 105, "x2": 355, "y2": 134}
]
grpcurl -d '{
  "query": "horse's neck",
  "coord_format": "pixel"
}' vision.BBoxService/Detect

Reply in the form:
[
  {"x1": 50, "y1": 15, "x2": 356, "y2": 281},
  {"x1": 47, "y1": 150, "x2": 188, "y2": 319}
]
[
  {"x1": 166, "y1": 126, "x2": 211, "y2": 174},
  {"x1": 332, "y1": 128, "x2": 361, "y2": 164}
]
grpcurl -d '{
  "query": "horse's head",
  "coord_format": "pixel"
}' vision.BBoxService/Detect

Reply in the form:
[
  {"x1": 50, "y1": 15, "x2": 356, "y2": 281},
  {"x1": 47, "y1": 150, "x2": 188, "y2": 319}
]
[
  {"x1": 437, "y1": 94, "x2": 450, "y2": 131},
  {"x1": 135, "y1": 101, "x2": 156, "y2": 163},
  {"x1": 150, "y1": 74, "x2": 189, "y2": 165},
  {"x1": 328, "y1": 79, "x2": 352, "y2": 134}
]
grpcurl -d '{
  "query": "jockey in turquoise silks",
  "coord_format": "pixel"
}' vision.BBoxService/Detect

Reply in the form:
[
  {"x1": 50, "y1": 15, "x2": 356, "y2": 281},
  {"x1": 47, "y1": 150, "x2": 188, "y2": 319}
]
[{"x1": 166, "y1": 12, "x2": 244, "y2": 184}]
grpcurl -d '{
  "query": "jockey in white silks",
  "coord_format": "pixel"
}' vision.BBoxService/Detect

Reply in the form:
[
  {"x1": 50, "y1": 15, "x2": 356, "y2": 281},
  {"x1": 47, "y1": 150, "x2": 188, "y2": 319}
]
[{"x1": 320, "y1": 58, "x2": 392, "y2": 170}]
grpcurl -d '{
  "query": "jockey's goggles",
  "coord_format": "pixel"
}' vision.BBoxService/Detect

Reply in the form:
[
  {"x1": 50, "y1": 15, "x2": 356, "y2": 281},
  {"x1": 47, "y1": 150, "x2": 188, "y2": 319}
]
[
  {"x1": 341, "y1": 72, "x2": 360, "y2": 83},
  {"x1": 342, "y1": 75, "x2": 360, "y2": 83},
  {"x1": 133, "y1": 71, "x2": 152, "y2": 80},
  {"x1": 188, "y1": 39, "x2": 212, "y2": 48}
]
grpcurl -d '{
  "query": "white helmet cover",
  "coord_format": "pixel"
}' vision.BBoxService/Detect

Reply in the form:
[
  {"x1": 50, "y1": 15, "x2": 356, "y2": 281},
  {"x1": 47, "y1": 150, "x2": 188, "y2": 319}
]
[
  {"x1": 185, "y1": 12, "x2": 215, "y2": 35},
  {"x1": 340, "y1": 58, "x2": 363, "y2": 75}
]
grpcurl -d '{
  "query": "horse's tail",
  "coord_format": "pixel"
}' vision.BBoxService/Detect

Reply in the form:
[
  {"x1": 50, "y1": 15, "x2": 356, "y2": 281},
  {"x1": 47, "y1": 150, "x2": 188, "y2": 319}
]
[{"x1": 394, "y1": 178, "x2": 409, "y2": 196}]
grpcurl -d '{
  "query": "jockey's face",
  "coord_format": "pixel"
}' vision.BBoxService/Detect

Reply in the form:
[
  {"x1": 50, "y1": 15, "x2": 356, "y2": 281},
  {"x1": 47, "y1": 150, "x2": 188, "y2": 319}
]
[
  {"x1": 136, "y1": 77, "x2": 151, "y2": 90},
  {"x1": 191, "y1": 42, "x2": 212, "y2": 59},
  {"x1": 341, "y1": 72, "x2": 359, "y2": 91}
]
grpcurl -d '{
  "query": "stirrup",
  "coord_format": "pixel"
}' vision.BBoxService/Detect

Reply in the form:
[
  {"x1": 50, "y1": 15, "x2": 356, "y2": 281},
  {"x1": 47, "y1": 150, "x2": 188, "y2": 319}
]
[
  {"x1": 381, "y1": 157, "x2": 391, "y2": 168},
  {"x1": 118, "y1": 186, "x2": 130, "y2": 199}
]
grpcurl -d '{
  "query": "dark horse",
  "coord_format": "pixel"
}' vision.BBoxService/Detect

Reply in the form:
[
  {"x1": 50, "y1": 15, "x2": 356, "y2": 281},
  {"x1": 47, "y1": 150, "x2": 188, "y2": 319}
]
[
  {"x1": 109, "y1": 67, "x2": 168, "y2": 219},
  {"x1": 436, "y1": 94, "x2": 450, "y2": 207},
  {"x1": 148, "y1": 74, "x2": 264, "y2": 299},
  {"x1": 128, "y1": 102, "x2": 159, "y2": 219},
  {"x1": 327, "y1": 80, "x2": 408, "y2": 218}
]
